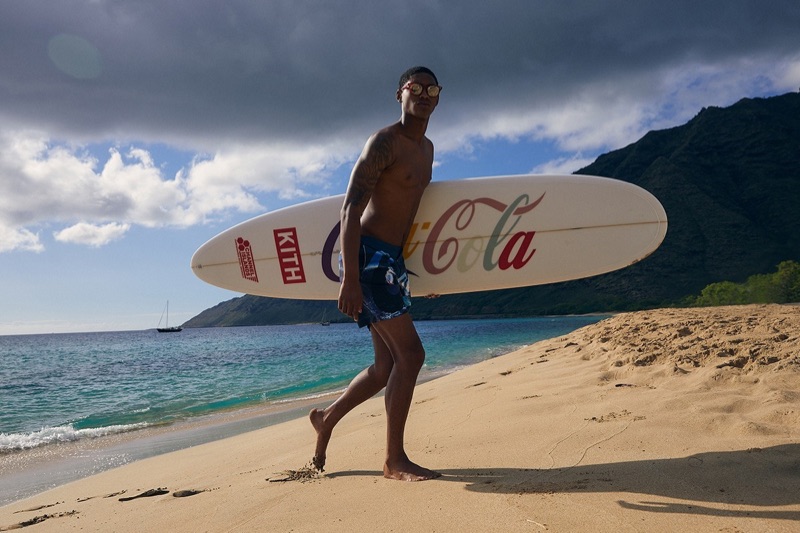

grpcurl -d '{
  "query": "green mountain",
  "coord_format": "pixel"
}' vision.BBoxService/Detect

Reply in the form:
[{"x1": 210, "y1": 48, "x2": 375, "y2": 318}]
[{"x1": 184, "y1": 92, "x2": 800, "y2": 327}]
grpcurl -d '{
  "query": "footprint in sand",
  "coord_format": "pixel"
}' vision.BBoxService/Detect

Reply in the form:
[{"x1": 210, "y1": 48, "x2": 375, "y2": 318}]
[
  {"x1": 173, "y1": 489, "x2": 212, "y2": 498},
  {"x1": 12, "y1": 502, "x2": 62, "y2": 514},
  {"x1": 76, "y1": 490, "x2": 127, "y2": 502},
  {"x1": 118, "y1": 488, "x2": 169, "y2": 501},
  {"x1": 0, "y1": 510, "x2": 78, "y2": 531}
]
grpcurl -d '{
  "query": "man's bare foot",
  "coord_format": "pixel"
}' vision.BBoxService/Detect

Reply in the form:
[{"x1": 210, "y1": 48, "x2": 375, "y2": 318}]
[
  {"x1": 383, "y1": 457, "x2": 441, "y2": 481},
  {"x1": 309, "y1": 408, "x2": 331, "y2": 471}
]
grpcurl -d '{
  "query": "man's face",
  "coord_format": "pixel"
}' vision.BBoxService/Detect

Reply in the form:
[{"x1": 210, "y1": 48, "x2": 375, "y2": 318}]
[{"x1": 397, "y1": 73, "x2": 440, "y2": 119}]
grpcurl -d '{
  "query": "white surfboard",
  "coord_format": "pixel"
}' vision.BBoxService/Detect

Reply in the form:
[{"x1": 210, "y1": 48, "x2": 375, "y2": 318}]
[{"x1": 191, "y1": 174, "x2": 667, "y2": 299}]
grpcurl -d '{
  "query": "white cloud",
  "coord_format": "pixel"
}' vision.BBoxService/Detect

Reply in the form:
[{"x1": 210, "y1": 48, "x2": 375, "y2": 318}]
[
  {"x1": 0, "y1": 225, "x2": 43, "y2": 253},
  {"x1": 54, "y1": 222, "x2": 131, "y2": 247},
  {"x1": 0, "y1": 131, "x2": 354, "y2": 252},
  {"x1": 532, "y1": 156, "x2": 598, "y2": 176},
  {"x1": 181, "y1": 140, "x2": 351, "y2": 224}
]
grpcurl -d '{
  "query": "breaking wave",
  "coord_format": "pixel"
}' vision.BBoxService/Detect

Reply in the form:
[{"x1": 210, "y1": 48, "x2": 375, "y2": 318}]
[{"x1": 0, "y1": 423, "x2": 148, "y2": 453}]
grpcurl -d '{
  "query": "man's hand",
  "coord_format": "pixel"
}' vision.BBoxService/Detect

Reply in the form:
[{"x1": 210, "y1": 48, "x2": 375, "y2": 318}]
[{"x1": 338, "y1": 279, "x2": 363, "y2": 322}]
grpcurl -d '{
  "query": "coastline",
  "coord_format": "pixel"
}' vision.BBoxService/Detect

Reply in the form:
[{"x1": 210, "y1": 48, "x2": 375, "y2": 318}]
[
  {"x1": 0, "y1": 352, "x2": 535, "y2": 507},
  {"x1": 0, "y1": 393, "x2": 338, "y2": 506},
  {"x1": 2, "y1": 316, "x2": 602, "y2": 506},
  {"x1": 2, "y1": 304, "x2": 799, "y2": 532}
]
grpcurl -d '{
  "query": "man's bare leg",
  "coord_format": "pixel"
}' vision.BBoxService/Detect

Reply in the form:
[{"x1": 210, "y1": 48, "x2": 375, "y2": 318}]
[
  {"x1": 309, "y1": 328, "x2": 393, "y2": 470},
  {"x1": 372, "y1": 314, "x2": 441, "y2": 481}
]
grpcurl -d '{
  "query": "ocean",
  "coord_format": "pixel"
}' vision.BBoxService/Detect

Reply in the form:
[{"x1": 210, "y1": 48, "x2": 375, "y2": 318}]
[{"x1": 0, "y1": 316, "x2": 604, "y2": 504}]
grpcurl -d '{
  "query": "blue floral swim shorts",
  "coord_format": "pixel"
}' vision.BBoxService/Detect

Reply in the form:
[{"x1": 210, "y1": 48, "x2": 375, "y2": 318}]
[{"x1": 339, "y1": 236, "x2": 411, "y2": 328}]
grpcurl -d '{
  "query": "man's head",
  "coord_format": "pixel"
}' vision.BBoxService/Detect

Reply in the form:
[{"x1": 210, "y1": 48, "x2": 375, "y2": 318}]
[
  {"x1": 398, "y1": 66, "x2": 438, "y2": 90},
  {"x1": 396, "y1": 66, "x2": 441, "y2": 120}
]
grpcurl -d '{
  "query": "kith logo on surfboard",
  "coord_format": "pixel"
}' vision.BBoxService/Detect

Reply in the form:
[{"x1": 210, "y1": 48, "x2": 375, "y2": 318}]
[
  {"x1": 273, "y1": 227, "x2": 307, "y2": 284},
  {"x1": 235, "y1": 237, "x2": 259, "y2": 283}
]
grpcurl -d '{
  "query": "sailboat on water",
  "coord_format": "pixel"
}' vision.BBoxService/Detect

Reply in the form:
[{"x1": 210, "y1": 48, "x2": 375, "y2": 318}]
[{"x1": 157, "y1": 300, "x2": 183, "y2": 333}]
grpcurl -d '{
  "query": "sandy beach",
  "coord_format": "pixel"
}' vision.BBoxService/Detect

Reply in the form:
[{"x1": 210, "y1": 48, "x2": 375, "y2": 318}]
[{"x1": 2, "y1": 304, "x2": 799, "y2": 532}]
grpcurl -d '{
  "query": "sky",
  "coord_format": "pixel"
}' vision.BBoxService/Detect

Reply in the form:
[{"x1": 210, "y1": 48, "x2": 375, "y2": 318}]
[{"x1": 1, "y1": 0, "x2": 799, "y2": 335}]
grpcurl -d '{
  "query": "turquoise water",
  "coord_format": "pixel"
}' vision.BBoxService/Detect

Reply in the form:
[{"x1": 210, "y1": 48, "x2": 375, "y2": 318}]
[
  {"x1": 0, "y1": 317, "x2": 603, "y2": 449},
  {"x1": 0, "y1": 317, "x2": 604, "y2": 503}
]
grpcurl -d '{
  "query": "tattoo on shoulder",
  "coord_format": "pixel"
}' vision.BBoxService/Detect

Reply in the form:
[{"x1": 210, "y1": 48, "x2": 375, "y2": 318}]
[
  {"x1": 364, "y1": 131, "x2": 394, "y2": 176},
  {"x1": 350, "y1": 132, "x2": 394, "y2": 206}
]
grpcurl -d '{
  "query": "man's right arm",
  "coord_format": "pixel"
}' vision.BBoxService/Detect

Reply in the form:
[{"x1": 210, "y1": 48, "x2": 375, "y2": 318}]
[{"x1": 338, "y1": 130, "x2": 395, "y2": 320}]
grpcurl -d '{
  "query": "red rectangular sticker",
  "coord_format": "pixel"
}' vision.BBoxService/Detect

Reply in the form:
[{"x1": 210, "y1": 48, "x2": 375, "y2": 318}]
[
  {"x1": 273, "y1": 227, "x2": 306, "y2": 284},
  {"x1": 235, "y1": 237, "x2": 259, "y2": 283}
]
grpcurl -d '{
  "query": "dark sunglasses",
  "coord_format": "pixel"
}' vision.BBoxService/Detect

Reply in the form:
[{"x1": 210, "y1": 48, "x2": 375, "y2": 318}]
[{"x1": 401, "y1": 82, "x2": 442, "y2": 97}]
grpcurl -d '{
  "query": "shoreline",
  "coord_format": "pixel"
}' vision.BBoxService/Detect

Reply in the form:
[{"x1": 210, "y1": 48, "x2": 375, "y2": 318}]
[
  {"x1": 0, "y1": 350, "x2": 482, "y2": 506},
  {"x1": 2, "y1": 305, "x2": 799, "y2": 532},
  {"x1": 2, "y1": 315, "x2": 594, "y2": 506},
  {"x1": 4, "y1": 316, "x2": 588, "y2": 455},
  {"x1": 0, "y1": 391, "x2": 338, "y2": 506}
]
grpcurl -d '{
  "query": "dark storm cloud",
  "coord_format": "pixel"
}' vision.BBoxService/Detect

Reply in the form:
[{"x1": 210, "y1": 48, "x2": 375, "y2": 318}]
[{"x1": 1, "y1": 0, "x2": 798, "y2": 149}]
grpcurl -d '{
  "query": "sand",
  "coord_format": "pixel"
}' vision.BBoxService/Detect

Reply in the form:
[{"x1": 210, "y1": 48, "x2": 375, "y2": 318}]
[{"x1": 1, "y1": 304, "x2": 799, "y2": 532}]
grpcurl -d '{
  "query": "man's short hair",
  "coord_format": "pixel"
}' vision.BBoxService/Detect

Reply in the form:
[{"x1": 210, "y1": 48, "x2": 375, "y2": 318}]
[{"x1": 399, "y1": 66, "x2": 438, "y2": 89}]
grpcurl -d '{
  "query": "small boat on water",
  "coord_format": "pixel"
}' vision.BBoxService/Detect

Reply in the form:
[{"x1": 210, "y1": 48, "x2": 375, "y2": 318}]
[{"x1": 157, "y1": 300, "x2": 183, "y2": 333}]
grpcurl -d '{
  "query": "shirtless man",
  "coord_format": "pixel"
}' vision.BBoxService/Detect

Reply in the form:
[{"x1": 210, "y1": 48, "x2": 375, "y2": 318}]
[{"x1": 309, "y1": 66, "x2": 442, "y2": 481}]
